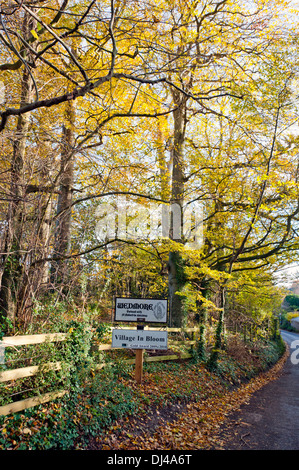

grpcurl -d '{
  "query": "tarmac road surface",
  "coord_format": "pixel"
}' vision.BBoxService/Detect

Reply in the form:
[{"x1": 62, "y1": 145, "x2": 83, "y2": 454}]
[{"x1": 214, "y1": 330, "x2": 299, "y2": 450}]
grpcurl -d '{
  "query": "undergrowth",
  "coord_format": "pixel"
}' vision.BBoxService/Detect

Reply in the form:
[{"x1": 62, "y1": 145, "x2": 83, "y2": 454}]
[{"x1": 0, "y1": 326, "x2": 285, "y2": 450}]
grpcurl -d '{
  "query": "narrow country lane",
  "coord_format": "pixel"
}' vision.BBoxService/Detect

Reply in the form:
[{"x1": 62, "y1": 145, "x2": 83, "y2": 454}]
[{"x1": 213, "y1": 330, "x2": 299, "y2": 450}]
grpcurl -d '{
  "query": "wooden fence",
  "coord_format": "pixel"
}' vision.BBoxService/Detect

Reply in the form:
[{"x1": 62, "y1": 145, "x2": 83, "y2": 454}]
[{"x1": 0, "y1": 327, "x2": 197, "y2": 417}]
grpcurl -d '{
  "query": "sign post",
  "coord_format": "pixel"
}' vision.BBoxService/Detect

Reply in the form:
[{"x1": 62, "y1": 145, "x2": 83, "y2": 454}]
[
  {"x1": 135, "y1": 349, "x2": 144, "y2": 384},
  {"x1": 135, "y1": 324, "x2": 144, "y2": 384},
  {"x1": 112, "y1": 297, "x2": 168, "y2": 384}
]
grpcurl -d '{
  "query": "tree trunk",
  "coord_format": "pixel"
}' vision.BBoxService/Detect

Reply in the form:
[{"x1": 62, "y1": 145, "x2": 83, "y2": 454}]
[
  {"x1": 207, "y1": 284, "x2": 226, "y2": 371},
  {"x1": 196, "y1": 277, "x2": 210, "y2": 360},
  {"x1": 154, "y1": 123, "x2": 171, "y2": 201},
  {"x1": 0, "y1": 12, "x2": 35, "y2": 328},
  {"x1": 51, "y1": 101, "x2": 75, "y2": 288},
  {"x1": 168, "y1": 93, "x2": 187, "y2": 327},
  {"x1": 15, "y1": 142, "x2": 56, "y2": 328}
]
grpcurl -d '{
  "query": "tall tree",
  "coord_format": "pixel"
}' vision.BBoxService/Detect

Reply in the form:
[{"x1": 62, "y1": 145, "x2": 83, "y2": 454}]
[
  {"x1": 0, "y1": 9, "x2": 37, "y2": 324},
  {"x1": 51, "y1": 100, "x2": 75, "y2": 287}
]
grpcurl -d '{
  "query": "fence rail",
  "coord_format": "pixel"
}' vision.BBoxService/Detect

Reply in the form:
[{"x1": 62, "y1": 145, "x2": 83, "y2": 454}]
[{"x1": 0, "y1": 327, "x2": 197, "y2": 416}]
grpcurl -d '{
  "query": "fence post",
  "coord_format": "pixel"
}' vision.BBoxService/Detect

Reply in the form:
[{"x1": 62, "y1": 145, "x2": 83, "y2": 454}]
[{"x1": 0, "y1": 343, "x2": 5, "y2": 364}]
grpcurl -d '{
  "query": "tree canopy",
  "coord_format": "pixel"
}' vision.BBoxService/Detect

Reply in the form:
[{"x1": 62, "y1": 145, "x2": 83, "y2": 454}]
[{"x1": 0, "y1": 0, "x2": 298, "y2": 333}]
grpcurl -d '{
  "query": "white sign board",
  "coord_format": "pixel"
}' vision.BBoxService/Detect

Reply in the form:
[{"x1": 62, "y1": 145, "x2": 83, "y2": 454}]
[
  {"x1": 114, "y1": 297, "x2": 168, "y2": 323},
  {"x1": 112, "y1": 329, "x2": 168, "y2": 350}
]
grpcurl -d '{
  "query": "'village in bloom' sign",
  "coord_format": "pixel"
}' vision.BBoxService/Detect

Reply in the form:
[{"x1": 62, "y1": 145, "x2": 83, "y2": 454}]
[{"x1": 112, "y1": 328, "x2": 168, "y2": 350}]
